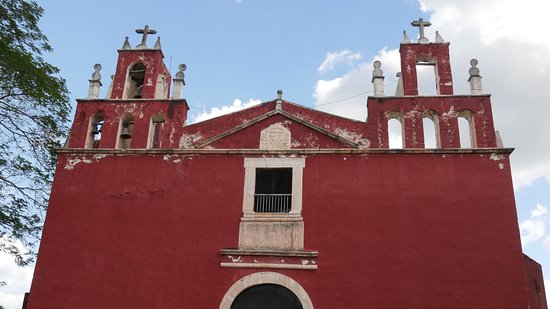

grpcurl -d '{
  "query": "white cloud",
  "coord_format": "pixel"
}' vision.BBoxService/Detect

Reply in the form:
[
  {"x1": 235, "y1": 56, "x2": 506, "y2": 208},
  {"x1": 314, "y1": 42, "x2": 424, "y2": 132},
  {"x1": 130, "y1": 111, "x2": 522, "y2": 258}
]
[
  {"x1": 520, "y1": 203, "x2": 548, "y2": 246},
  {"x1": 543, "y1": 236, "x2": 550, "y2": 252},
  {"x1": 313, "y1": 0, "x2": 550, "y2": 189},
  {"x1": 0, "y1": 242, "x2": 34, "y2": 309},
  {"x1": 317, "y1": 50, "x2": 363, "y2": 75},
  {"x1": 532, "y1": 203, "x2": 548, "y2": 218},
  {"x1": 521, "y1": 219, "x2": 545, "y2": 246},
  {"x1": 192, "y1": 98, "x2": 262, "y2": 123},
  {"x1": 313, "y1": 47, "x2": 400, "y2": 121}
]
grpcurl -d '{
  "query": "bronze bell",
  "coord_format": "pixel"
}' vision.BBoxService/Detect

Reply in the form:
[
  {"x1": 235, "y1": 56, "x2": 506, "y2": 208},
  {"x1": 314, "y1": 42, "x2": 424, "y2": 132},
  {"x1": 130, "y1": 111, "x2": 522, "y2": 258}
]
[
  {"x1": 120, "y1": 124, "x2": 132, "y2": 139},
  {"x1": 91, "y1": 121, "x2": 103, "y2": 135}
]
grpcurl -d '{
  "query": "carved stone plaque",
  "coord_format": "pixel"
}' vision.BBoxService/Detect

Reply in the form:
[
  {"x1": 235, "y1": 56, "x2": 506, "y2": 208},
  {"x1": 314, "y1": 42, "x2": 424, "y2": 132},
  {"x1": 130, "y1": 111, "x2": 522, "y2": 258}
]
[{"x1": 260, "y1": 123, "x2": 291, "y2": 150}]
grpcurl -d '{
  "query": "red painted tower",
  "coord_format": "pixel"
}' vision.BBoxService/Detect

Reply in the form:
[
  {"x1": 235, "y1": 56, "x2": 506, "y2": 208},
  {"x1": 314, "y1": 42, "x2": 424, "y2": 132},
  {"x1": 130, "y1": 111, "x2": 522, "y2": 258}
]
[{"x1": 26, "y1": 21, "x2": 546, "y2": 308}]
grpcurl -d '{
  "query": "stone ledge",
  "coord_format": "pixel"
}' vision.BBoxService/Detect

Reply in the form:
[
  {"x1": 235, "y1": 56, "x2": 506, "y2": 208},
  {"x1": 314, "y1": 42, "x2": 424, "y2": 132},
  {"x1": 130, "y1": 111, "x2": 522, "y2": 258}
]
[
  {"x1": 220, "y1": 263, "x2": 317, "y2": 270},
  {"x1": 58, "y1": 147, "x2": 514, "y2": 155},
  {"x1": 220, "y1": 248, "x2": 318, "y2": 257},
  {"x1": 220, "y1": 248, "x2": 318, "y2": 270}
]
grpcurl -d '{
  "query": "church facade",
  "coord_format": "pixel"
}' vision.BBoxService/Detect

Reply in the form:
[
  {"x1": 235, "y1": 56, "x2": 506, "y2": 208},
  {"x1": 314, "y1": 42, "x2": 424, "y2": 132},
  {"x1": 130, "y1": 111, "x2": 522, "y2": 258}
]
[{"x1": 25, "y1": 21, "x2": 546, "y2": 308}]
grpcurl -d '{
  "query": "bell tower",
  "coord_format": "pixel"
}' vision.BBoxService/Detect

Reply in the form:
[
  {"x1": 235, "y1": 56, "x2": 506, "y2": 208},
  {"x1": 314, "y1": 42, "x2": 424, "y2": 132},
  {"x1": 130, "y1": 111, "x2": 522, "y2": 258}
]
[
  {"x1": 67, "y1": 25, "x2": 189, "y2": 150},
  {"x1": 110, "y1": 25, "x2": 171, "y2": 100},
  {"x1": 399, "y1": 18, "x2": 453, "y2": 96},
  {"x1": 367, "y1": 19, "x2": 498, "y2": 149}
]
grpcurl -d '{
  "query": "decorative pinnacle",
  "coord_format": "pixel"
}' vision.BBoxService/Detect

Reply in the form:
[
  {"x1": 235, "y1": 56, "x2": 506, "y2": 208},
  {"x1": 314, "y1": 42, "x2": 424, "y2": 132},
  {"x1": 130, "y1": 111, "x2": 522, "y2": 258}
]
[
  {"x1": 122, "y1": 36, "x2": 131, "y2": 49},
  {"x1": 402, "y1": 30, "x2": 411, "y2": 44},
  {"x1": 435, "y1": 31, "x2": 444, "y2": 43},
  {"x1": 276, "y1": 90, "x2": 283, "y2": 110},
  {"x1": 154, "y1": 37, "x2": 162, "y2": 49}
]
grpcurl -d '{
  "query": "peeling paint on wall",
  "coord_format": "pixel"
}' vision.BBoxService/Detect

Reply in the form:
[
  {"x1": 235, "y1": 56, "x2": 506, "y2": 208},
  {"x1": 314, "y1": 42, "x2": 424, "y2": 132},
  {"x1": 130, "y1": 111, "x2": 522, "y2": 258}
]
[
  {"x1": 490, "y1": 153, "x2": 504, "y2": 161},
  {"x1": 64, "y1": 154, "x2": 109, "y2": 170}
]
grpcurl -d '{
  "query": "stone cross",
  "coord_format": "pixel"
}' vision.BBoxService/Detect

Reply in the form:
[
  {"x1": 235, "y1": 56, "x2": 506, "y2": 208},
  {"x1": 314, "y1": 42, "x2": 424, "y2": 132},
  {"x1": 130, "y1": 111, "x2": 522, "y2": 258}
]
[
  {"x1": 411, "y1": 18, "x2": 431, "y2": 43},
  {"x1": 135, "y1": 25, "x2": 157, "y2": 48}
]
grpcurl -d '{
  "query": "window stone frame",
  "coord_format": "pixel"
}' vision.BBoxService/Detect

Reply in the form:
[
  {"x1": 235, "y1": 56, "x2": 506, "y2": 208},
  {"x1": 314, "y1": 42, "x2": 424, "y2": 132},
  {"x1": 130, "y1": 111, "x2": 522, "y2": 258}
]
[{"x1": 242, "y1": 157, "x2": 305, "y2": 219}]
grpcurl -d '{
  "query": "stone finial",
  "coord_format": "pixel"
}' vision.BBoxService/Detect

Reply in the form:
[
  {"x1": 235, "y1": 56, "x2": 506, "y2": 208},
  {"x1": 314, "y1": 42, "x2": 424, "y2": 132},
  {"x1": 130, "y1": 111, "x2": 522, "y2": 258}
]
[
  {"x1": 402, "y1": 30, "x2": 411, "y2": 44},
  {"x1": 411, "y1": 18, "x2": 431, "y2": 44},
  {"x1": 371, "y1": 61, "x2": 385, "y2": 97},
  {"x1": 135, "y1": 25, "x2": 157, "y2": 49},
  {"x1": 171, "y1": 64, "x2": 187, "y2": 99},
  {"x1": 175, "y1": 64, "x2": 186, "y2": 81},
  {"x1": 122, "y1": 36, "x2": 131, "y2": 49},
  {"x1": 87, "y1": 64, "x2": 102, "y2": 99},
  {"x1": 435, "y1": 31, "x2": 444, "y2": 43},
  {"x1": 154, "y1": 37, "x2": 162, "y2": 49},
  {"x1": 468, "y1": 58, "x2": 483, "y2": 95},
  {"x1": 91, "y1": 63, "x2": 101, "y2": 81},
  {"x1": 276, "y1": 90, "x2": 283, "y2": 109},
  {"x1": 395, "y1": 72, "x2": 404, "y2": 96}
]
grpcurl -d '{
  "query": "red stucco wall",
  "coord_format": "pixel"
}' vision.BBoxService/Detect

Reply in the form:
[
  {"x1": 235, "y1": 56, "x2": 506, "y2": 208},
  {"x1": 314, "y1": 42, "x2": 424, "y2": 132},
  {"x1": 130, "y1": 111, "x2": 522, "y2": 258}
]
[
  {"x1": 27, "y1": 150, "x2": 529, "y2": 308},
  {"x1": 525, "y1": 254, "x2": 548, "y2": 309}
]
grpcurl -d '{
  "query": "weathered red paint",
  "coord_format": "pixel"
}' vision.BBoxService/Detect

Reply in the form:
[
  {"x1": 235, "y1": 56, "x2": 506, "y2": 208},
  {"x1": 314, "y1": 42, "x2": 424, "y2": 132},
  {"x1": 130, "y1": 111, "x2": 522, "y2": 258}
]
[
  {"x1": 367, "y1": 95, "x2": 497, "y2": 148},
  {"x1": 27, "y1": 151, "x2": 532, "y2": 308},
  {"x1": 68, "y1": 99, "x2": 188, "y2": 149},
  {"x1": 25, "y1": 26, "x2": 546, "y2": 309}
]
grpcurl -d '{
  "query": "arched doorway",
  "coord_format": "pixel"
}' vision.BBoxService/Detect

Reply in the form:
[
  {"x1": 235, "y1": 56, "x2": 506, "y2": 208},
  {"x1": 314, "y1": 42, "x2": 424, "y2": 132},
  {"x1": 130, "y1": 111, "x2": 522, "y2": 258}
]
[
  {"x1": 219, "y1": 272, "x2": 313, "y2": 309},
  {"x1": 231, "y1": 284, "x2": 303, "y2": 309}
]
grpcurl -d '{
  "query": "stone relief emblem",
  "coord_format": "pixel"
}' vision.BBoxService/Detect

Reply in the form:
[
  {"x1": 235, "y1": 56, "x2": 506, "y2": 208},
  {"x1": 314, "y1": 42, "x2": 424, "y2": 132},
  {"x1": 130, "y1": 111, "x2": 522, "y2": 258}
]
[{"x1": 260, "y1": 123, "x2": 291, "y2": 150}]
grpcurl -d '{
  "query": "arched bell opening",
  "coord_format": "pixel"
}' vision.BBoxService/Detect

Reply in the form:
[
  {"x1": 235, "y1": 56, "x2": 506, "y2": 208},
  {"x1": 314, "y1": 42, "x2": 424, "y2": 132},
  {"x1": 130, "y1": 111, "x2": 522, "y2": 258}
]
[
  {"x1": 147, "y1": 113, "x2": 165, "y2": 149},
  {"x1": 116, "y1": 113, "x2": 134, "y2": 149},
  {"x1": 422, "y1": 110, "x2": 441, "y2": 149},
  {"x1": 123, "y1": 62, "x2": 146, "y2": 99},
  {"x1": 458, "y1": 110, "x2": 476, "y2": 148},
  {"x1": 85, "y1": 113, "x2": 104, "y2": 149},
  {"x1": 387, "y1": 111, "x2": 405, "y2": 149}
]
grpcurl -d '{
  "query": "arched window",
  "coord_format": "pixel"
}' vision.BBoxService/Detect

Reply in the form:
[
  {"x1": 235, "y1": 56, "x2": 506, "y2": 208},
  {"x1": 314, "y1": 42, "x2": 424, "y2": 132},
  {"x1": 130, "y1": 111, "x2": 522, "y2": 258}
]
[
  {"x1": 422, "y1": 110, "x2": 440, "y2": 148},
  {"x1": 387, "y1": 112, "x2": 404, "y2": 149},
  {"x1": 458, "y1": 110, "x2": 476, "y2": 148},
  {"x1": 147, "y1": 113, "x2": 165, "y2": 149},
  {"x1": 124, "y1": 62, "x2": 146, "y2": 99},
  {"x1": 116, "y1": 113, "x2": 134, "y2": 149},
  {"x1": 85, "y1": 113, "x2": 104, "y2": 149}
]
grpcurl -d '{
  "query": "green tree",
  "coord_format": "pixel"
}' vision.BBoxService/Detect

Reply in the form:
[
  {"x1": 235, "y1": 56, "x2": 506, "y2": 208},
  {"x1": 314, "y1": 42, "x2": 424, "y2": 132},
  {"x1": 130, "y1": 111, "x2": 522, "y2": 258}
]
[{"x1": 0, "y1": 0, "x2": 70, "y2": 265}]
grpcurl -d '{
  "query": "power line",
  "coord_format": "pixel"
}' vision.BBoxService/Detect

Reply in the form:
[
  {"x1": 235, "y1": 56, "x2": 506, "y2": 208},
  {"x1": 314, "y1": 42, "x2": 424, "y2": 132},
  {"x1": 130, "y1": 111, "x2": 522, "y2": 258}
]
[
  {"x1": 316, "y1": 79, "x2": 398, "y2": 107},
  {"x1": 187, "y1": 78, "x2": 399, "y2": 111}
]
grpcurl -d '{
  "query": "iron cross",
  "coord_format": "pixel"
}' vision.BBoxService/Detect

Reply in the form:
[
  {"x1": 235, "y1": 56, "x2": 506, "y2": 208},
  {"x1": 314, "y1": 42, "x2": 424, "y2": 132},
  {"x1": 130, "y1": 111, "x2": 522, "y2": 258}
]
[
  {"x1": 135, "y1": 25, "x2": 157, "y2": 48},
  {"x1": 411, "y1": 18, "x2": 431, "y2": 41}
]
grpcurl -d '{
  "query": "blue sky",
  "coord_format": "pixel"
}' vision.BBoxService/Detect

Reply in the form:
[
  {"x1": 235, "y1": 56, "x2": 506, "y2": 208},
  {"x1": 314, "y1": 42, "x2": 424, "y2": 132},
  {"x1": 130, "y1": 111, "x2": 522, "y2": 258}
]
[{"x1": 1, "y1": 0, "x2": 549, "y2": 308}]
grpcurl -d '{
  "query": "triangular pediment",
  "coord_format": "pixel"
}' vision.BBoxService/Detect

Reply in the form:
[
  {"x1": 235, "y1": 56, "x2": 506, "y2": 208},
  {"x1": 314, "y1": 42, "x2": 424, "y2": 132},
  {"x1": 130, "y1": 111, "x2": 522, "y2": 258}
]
[{"x1": 180, "y1": 101, "x2": 369, "y2": 149}]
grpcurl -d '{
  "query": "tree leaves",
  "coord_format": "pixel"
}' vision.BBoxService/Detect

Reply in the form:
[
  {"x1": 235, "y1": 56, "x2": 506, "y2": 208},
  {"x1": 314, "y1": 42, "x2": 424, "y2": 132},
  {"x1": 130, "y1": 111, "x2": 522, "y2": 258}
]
[{"x1": 0, "y1": 0, "x2": 70, "y2": 265}]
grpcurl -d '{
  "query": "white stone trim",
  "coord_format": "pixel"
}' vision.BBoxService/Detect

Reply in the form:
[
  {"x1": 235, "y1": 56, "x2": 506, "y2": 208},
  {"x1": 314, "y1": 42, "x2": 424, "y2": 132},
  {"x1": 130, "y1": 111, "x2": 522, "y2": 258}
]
[
  {"x1": 242, "y1": 157, "x2": 305, "y2": 218},
  {"x1": 219, "y1": 272, "x2": 314, "y2": 309},
  {"x1": 220, "y1": 263, "x2": 317, "y2": 270}
]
